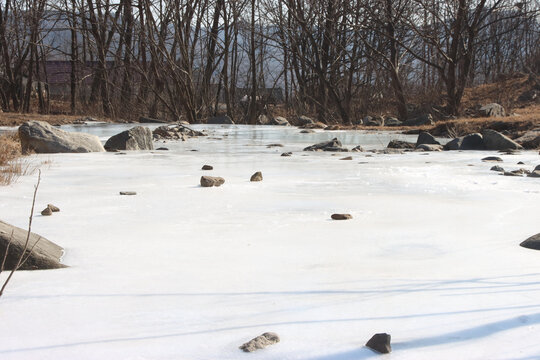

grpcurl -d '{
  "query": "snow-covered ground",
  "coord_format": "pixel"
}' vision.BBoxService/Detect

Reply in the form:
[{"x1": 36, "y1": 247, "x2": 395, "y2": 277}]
[{"x1": 1, "y1": 125, "x2": 539, "y2": 360}]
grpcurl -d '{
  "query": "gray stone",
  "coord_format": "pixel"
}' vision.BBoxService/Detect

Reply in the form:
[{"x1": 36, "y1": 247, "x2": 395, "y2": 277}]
[
  {"x1": 250, "y1": 171, "x2": 263, "y2": 182},
  {"x1": 105, "y1": 126, "x2": 154, "y2": 151},
  {"x1": 271, "y1": 116, "x2": 290, "y2": 126},
  {"x1": 482, "y1": 156, "x2": 503, "y2": 162},
  {"x1": 515, "y1": 130, "x2": 540, "y2": 149},
  {"x1": 416, "y1": 132, "x2": 440, "y2": 147},
  {"x1": 483, "y1": 129, "x2": 523, "y2": 151},
  {"x1": 200, "y1": 176, "x2": 225, "y2": 187},
  {"x1": 351, "y1": 145, "x2": 364, "y2": 152},
  {"x1": 331, "y1": 213, "x2": 352, "y2": 220},
  {"x1": 535, "y1": 165, "x2": 540, "y2": 171},
  {"x1": 352, "y1": 118, "x2": 364, "y2": 125},
  {"x1": 387, "y1": 140, "x2": 416, "y2": 149},
  {"x1": 202, "y1": 165, "x2": 213, "y2": 170},
  {"x1": 153, "y1": 125, "x2": 206, "y2": 140},
  {"x1": 41, "y1": 207, "x2": 53, "y2": 216},
  {"x1": 297, "y1": 116, "x2": 314, "y2": 126},
  {"x1": 281, "y1": 152, "x2": 292, "y2": 157},
  {"x1": 479, "y1": 103, "x2": 506, "y2": 117},
  {"x1": 503, "y1": 171, "x2": 523, "y2": 177},
  {"x1": 364, "y1": 116, "x2": 383, "y2": 126},
  {"x1": 300, "y1": 129, "x2": 316, "y2": 134},
  {"x1": 444, "y1": 133, "x2": 485, "y2": 150},
  {"x1": 403, "y1": 114, "x2": 434, "y2": 126},
  {"x1": 366, "y1": 333, "x2": 392, "y2": 354},
  {"x1": 119, "y1": 191, "x2": 137, "y2": 195},
  {"x1": 490, "y1": 165, "x2": 505, "y2": 172},
  {"x1": 267, "y1": 143, "x2": 284, "y2": 148},
  {"x1": 208, "y1": 115, "x2": 234, "y2": 124},
  {"x1": 528, "y1": 170, "x2": 540, "y2": 178},
  {"x1": 18, "y1": 121, "x2": 105, "y2": 154},
  {"x1": 304, "y1": 138, "x2": 348, "y2": 152},
  {"x1": 47, "y1": 204, "x2": 60, "y2": 212},
  {"x1": 384, "y1": 117, "x2": 402, "y2": 126},
  {"x1": 0, "y1": 220, "x2": 67, "y2": 270},
  {"x1": 239, "y1": 332, "x2": 280, "y2": 352},
  {"x1": 521, "y1": 233, "x2": 540, "y2": 250},
  {"x1": 256, "y1": 114, "x2": 271, "y2": 125},
  {"x1": 416, "y1": 144, "x2": 443, "y2": 151},
  {"x1": 156, "y1": 147, "x2": 169, "y2": 151},
  {"x1": 339, "y1": 156, "x2": 353, "y2": 160}
]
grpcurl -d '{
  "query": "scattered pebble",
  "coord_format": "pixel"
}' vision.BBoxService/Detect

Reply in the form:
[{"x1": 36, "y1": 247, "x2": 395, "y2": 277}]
[
  {"x1": 239, "y1": 332, "x2": 280, "y2": 352},
  {"x1": 120, "y1": 191, "x2": 137, "y2": 195},
  {"x1": 250, "y1": 171, "x2": 263, "y2": 182},
  {"x1": 366, "y1": 333, "x2": 392, "y2": 354},
  {"x1": 331, "y1": 213, "x2": 352, "y2": 220},
  {"x1": 339, "y1": 156, "x2": 353, "y2": 160},
  {"x1": 281, "y1": 152, "x2": 292, "y2": 157},
  {"x1": 490, "y1": 165, "x2": 504, "y2": 172},
  {"x1": 202, "y1": 165, "x2": 213, "y2": 170},
  {"x1": 41, "y1": 207, "x2": 53, "y2": 216},
  {"x1": 200, "y1": 176, "x2": 225, "y2": 187},
  {"x1": 156, "y1": 147, "x2": 169, "y2": 151},
  {"x1": 482, "y1": 156, "x2": 503, "y2": 162},
  {"x1": 47, "y1": 204, "x2": 60, "y2": 212}
]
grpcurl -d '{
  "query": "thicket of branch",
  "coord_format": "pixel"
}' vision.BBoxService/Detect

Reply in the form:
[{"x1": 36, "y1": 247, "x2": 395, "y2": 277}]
[{"x1": 0, "y1": 0, "x2": 538, "y2": 124}]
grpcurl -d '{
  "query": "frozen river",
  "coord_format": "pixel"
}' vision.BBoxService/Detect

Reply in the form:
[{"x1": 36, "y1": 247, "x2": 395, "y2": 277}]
[{"x1": 0, "y1": 124, "x2": 539, "y2": 359}]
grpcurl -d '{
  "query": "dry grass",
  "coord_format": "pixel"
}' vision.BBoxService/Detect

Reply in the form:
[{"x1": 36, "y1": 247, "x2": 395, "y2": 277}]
[{"x1": 0, "y1": 132, "x2": 29, "y2": 185}]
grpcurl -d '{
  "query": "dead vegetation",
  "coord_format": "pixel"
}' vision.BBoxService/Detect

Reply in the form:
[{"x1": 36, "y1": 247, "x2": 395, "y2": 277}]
[{"x1": 0, "y1": 132, "x2": 29, "y2": 185}]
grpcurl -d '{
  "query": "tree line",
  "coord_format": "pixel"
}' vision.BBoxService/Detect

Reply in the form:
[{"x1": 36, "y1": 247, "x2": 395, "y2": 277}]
[{"x1": 0, "y1": 0, "x2": 538, "y2": 124}]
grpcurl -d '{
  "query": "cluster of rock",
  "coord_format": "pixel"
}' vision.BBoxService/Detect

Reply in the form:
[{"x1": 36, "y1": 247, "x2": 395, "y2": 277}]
[
  {"x1": 152, "y1": 124, "x2": 206, "y2": 141},
  {"x1": 352, "y1": 114, "x2": 435, "y2": 127},
  {"x1": 491, "y1": 164, "x2": 540, "y2": 178},
  {"x1": 41, "y1": 204, "x2": 60, "y2": 216},
  {"x1": 17, "y1": 121, "x2": 209, "y2": 154},
  {"x1": 387, "y1": 129, "x2": 526, "y2": 153},
  {"x1": 256, "y1": 114, "x2": 290, "y2": 126}
]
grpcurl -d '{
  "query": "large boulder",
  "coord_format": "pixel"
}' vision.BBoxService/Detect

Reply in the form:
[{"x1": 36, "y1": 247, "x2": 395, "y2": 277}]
[
  {"x1": 105, "y1": 126, "x2": 153, "y2": 151},
  {"x1": 514, "y1": 130, "x2": 540, "y2": 149},
  {"x1": 479, "y1": 103, "x2": 505, "y2": 117},
  {"x1": 482, "y1": 129, "x2": 523, "y2": 150},
  {"x1": 208, "y1": 115, "x2": 234, "y2": 124},
  {"x1": 18, "y1": 121, "x2": 105, "y2": 153},
  {"x1": 416, "y1": 132, "x2": 440, "y2": 147},
  {"x1": 444, "y1": 133, "x2": 485, "y2": 150},
  {"x1": 304, "y1": 138, "x2": 348, "y2": 152},
  {"x1": 0, "y1": 220, "x2": 67, "y2": 270}
]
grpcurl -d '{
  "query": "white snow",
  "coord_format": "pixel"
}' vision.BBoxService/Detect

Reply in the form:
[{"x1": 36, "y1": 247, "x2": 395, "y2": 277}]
[{"x1": 0, "y1": 124, "x2": 539, "y2": 360}]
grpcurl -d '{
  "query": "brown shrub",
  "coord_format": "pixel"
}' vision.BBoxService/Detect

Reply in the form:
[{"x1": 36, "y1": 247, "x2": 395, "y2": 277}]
[{"x1": 0, "y1": 132, "x2": 25, "y2": 185}]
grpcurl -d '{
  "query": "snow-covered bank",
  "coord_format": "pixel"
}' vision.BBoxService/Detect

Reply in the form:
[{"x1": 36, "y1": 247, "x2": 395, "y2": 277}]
[{"x1": 0, "y1": 125, "x2": 539, "y2": 360}]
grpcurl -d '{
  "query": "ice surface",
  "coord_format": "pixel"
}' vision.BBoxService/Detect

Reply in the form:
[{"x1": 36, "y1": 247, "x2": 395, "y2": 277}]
[{"x1": 0, "y1": 125, "x2": 539, "y2": 360}]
